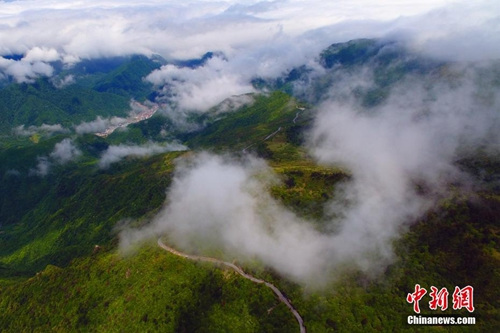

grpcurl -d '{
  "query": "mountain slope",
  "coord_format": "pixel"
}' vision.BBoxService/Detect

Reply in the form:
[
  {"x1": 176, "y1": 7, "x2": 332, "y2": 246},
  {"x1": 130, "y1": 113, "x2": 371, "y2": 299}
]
[{"x1": 93, "y1": 55, "x2": 162, "y2": 100}]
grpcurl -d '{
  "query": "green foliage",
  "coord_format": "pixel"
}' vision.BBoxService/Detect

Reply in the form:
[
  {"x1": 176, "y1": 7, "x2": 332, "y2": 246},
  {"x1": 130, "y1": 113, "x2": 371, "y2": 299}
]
[
  {"x1": 0, "y1": 245, "x2": 296, "y2": 332},
  {"x1": 185, "y1": 91, "x2": 298, "y2": 150},
  {"x1": 0, "y1": 149, "x2": 184, "y2": 276},
  {"x1": 3, "y1": 189, "x2": 498, "y2": 332},
  {"x1": 320, "y1": 38, "x2": 380, "y2": 68},
  {"x1": 0, "y1": 134, "x2": 72, "y2": 225},
  {"x1": 270, "y1": 164, "x2": 349, "y2": 221},
  {"x1": 93, "y1": 55, "x2": 161, "y2": 101},
  {"x1": 0, "y1": 78, "x2": 130, "y2": 132}
]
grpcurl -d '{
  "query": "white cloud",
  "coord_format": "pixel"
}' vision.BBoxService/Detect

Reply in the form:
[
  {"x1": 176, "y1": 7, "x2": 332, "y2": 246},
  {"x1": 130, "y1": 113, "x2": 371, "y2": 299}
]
[
  {"x1": 0, "y1": 56, "x2": 54, "y2": 83},
  {"x1": 120, "y1": 153, "x2": 336, "y2": 285},
  {"x1": 23, "y1": 46, "x2": 60, "y2": 63},
  {"x1": 28, "y1": 138, "x2": 81, "y2": 176},
  {"x1": 74, "y1": 116, "x2": 129, "y2": 135},
  {"x1": 147, "y1": 56, "x2": 255, "y2": 111},
  {"x1": 98, "y1": 142, "x2": 187, "y2": 169},
  {"x1": 49, "y1": 138, "x2": 81, "y2": 164},
  {"x1": 29, "y1": 156, "x2": 51, "y2": 177},
  {"x1": 51, "y1": 74, "x2": 75, "y2": 88},
  {"x1": 13, "y1": 123, "x2": 69, "y2": 136},
  {"x1": 1, "y1": 0, "x2": 497, "y2": 87}
]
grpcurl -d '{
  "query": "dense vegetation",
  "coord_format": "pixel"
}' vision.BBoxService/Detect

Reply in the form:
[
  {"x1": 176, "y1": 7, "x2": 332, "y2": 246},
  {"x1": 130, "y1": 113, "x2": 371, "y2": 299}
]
[
  {"x1": 0, "y1": 78, "x2": 130, "y2": 132},
  {"x1": 0, "y1": 40, "x2": 498, "y2": 331},
  {"x1": 0, "y1": 146, "x2": 183, "y2": 277},
  {"x1": 0, "y1": 55, "x2": 164, "y2": 134}
]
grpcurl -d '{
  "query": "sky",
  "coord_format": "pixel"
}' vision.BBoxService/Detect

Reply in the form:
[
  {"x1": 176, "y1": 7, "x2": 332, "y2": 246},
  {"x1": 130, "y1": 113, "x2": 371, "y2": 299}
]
[
  {"x1": 1, "y1": 1, "x2": 497, "y2": 65},
  {"x1": 1, "y1": 1, "x2": 497, "y2": 57},
  {"x1": 1, "y1": 0, "x2": 499, "y2": 103}
]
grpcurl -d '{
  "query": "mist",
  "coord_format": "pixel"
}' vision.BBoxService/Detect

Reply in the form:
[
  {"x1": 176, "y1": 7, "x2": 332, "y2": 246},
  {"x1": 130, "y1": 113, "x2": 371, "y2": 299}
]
[
  {"x1": 2, "y1": 0, "x2": 499, "y2": 110},
  {"x1": 74, "y1": 116, "x2": 131, "y2": 135},
  {"x1": 98, "y1": 142, "x2": 187, "y2": 169},
  {"x1": 120, "y1": 60, "x2": 500, "y2": 286},
  {"x1": 13, "y1": 123, "x2": 68, "y2": 136},
  {"x1": 50, "y1": 138, "x2": 82, "y2": 164},
  {"x1": 29, "y1": 138, "x2": 81, "y2": 176},
  {"x1": 120, "y1": 153, "x2": 336, "y2": 285},
  {"x1": 146, "y1": 56, "x2": 255, "y2": 111}
]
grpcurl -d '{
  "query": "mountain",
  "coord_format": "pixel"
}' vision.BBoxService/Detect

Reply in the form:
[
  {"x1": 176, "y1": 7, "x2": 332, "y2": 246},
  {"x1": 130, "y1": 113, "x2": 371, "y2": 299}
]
[
  {"x1": 93, "y1": 55, "x2": 163, "y2": 100},
  {"x1": 174, "y1": 51, "x2": 225, "y2": 68},
  {"x1": 0, "y1": 78, "x2": 130, "y2": 133},
  {"x1": 0, "y1": 39, "x2": 499, "y2": 332},
  {"x1": 262, "y1": 38, "x2": 445, "y2": 108},
  {"x1": 0, "y1": 55, "x2": 167, "y2": 136}
]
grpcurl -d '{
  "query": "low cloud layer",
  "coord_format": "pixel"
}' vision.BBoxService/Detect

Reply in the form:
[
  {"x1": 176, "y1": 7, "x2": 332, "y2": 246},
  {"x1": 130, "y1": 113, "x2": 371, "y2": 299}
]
[
  {"x1": 147, "y1": 56, "x2": 255, "y2": 111},
  {"x1": 0, "y1": 55, "x2": 54, "y2": 83},
  {"x1": 1, "y1": 0, "x2": 499, "y2": 111},
  {"x1": 119, "y1": 151, "x2": 429, "y2": 286},
  {"x1": 13, "y1": 123, "x2": 69, "y2": 136},
  {"x1": 120, "y1": 153, "x2": 336, "y2": 285},
  {"x1": 98, "y1": 142, "x2": 187, "y2": 169},
  {"x1": 50, "y1": 138, "x2": 82, "y2": 164},
  {"x1": 29, "y1": 138, "x2": 81, "y2": 176},
  {"x1": 305, "y1": 70, "x2": 500, "y2": 273},
  {"x1": 74, "y1": 116, "x2": 130, "y2": 135}
]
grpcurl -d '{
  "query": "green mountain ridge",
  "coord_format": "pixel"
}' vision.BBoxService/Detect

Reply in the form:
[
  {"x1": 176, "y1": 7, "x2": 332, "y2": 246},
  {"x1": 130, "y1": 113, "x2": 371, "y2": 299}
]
[
  {"x1": 0, "y1": 78, "x2": 130, "y2": 133},
  {"x1": 0, "y1": 54, "x2": 166, "y2": 136}
]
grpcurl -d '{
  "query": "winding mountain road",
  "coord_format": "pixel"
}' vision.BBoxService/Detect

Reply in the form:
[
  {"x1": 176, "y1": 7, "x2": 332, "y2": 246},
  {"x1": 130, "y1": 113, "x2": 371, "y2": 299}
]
[
  {"x1": 264, "y1": 126, "x2": 282, "y2": 140},
  {"x1": 157, "y1": 238, "x2": 306, "y2": 333},
  {"x1": 241, "y1": 104, "x2": 306, "y2": 153},
  {"x1": 293, "y1": 112, "x2": 300, "y2": 124}
]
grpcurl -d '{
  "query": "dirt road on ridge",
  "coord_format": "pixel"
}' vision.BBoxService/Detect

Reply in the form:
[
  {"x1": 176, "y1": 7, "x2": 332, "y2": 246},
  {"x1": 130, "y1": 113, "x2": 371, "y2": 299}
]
[{"x1": 157, "y1": 238, "x2": 306, "y2": 333}]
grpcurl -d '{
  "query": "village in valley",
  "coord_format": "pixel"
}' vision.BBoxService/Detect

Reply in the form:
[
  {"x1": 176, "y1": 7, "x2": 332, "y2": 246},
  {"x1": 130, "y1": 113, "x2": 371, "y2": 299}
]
[{"x1": 95, "y1": 101, "x2": 159, "y2": 137}]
